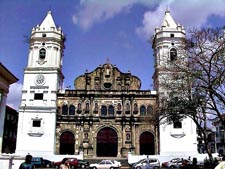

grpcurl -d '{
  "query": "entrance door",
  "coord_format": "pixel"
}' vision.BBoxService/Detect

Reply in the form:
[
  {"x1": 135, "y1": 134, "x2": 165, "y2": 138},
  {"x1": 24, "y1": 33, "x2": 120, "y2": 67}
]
[
  {"x1": 139, "y1": 131, "x2": 155, "y2": 155},
  {"x1": 60, "y1": 131, "x2": 75, "y2": 154},
  {"x1": 97, "y1": 127, "x2": 118, "y2": 157}
]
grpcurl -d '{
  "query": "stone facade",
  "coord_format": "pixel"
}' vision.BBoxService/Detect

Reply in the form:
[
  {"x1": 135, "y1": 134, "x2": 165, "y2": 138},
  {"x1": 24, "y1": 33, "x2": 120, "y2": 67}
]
[{"x1": 56, "y1": 63, "x2": 158, "y2": 157}]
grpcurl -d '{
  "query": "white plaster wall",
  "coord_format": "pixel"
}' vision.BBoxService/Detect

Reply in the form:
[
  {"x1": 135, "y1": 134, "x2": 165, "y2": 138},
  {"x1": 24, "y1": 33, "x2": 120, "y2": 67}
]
[
  {"x1": 160, "y1": 117, "x2": 198, "y2": 155},
  {"x1": 16, "y1": 110, "x2": 56, "y2": 155}
]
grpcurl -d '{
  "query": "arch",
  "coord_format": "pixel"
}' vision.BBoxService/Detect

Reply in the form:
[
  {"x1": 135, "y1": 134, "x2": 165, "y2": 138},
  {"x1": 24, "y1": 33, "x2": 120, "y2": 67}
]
[
  {"x1": 140, "y1": 105, "x2": 146, "y2": 116},
  {"x1": 39, "y1": 48, "x2": 46, "y2": 59},
  {"x1": 69, "y1": 105, "x2": 75, "y2": 115},
  {"x1": 108, "y1": 105, "x2": 114, "y2": 116},
  {"x1": 139, "y1": 131, "x2": 155, "y2": 155},
  {"x1": 97, "y1": 127, "x2": 118, "y2": 157},
  {"x1": 170, "y1": 48, "x2": 177, "y2": 61},
  {"x1": 62, "y1": 105, "x2": 68, "y2": 115},
  {"x1": 59, "y1": 131, "x2": 75, "y2": 155},
  {"x1": 101, "y1": 105, "x2": 107, "y2": 116},
  {"x1": 147, "y1": 105, "x2": 153, "y2": 115}
]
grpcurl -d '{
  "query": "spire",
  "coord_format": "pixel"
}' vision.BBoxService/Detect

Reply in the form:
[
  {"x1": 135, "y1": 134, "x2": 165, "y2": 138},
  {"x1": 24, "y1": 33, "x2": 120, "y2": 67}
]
[
  {"x1": 39, "y1": 11, "x2": 57, "y2": 30},
  {"x1": 161, "y1": 10, "x2": 177, "y2": 28}
]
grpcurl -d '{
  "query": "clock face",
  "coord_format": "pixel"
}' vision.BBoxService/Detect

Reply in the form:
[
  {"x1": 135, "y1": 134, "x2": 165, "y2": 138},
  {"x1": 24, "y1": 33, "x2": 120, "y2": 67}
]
[{"x1": 35, "y1": 75, "x2": 45, "y2": 86}]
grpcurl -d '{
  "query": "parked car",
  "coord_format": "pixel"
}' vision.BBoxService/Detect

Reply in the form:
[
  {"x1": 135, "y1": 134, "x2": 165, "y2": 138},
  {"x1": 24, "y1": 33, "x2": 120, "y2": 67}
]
[
  {"x1": 162, "y1": 158, "x2": 192, "y2": 168},
  {"x1": 90, "y1": 159, "x2": 121, "y2": 169},
  {"x1": 42, "y1": 159, "x2": 54, "y2": 168},
  {"x1": 31, "y1": 157, "x2": 44, "y2": 168},
  {"x1": 77, "y1": 159, "x2": 89, "y2": 168},
  {"x1": 31, "y1": 157, "x2": 54, "y2": 168},
  {"x1": 131, "y1": 158, "x2": 160, "y2": 169},
  {"x1": 54, "y1": 157, "x2": 79, "y2": 169}
]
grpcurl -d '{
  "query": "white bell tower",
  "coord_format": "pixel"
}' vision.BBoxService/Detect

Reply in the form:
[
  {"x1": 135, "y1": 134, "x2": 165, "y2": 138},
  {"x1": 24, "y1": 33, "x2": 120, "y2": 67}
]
[
  {"x1": 152, "y1": 10, "x2": 198, "y2": 155},
  {"x1": 16, "y1": 11, "x2": 65, "y2": 155}
]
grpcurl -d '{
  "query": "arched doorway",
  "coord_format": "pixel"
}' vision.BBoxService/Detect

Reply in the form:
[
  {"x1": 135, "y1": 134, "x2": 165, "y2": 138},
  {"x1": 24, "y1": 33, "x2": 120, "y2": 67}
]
[
  {"x1": 139, "y1": 131, "x2": 155, "y2": 155},
  {"x1": 60, "y1": 131, "x2": 75, "y2": 154},
  {"x1": 97, "y1": 127, "x2": 118, "y2": 157}
]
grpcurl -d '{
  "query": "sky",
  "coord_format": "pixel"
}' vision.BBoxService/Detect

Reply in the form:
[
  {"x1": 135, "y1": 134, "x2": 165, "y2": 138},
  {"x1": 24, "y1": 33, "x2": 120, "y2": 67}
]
[{"x1": 1, "y1": 0, "x2": 225, "y2": 110}]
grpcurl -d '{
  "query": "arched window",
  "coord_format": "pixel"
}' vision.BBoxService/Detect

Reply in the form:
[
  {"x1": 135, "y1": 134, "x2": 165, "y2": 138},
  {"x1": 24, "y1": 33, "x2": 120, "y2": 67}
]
[
  {"x1": 147, "y1": 105, "x2": 153, "y2": 115},
  {"x1": 101, "y1": 105, "x2": 107, "y2": 116},
  {"x1": 62, "y1": 105, "x2": 68, "y2": 115},
  {"x1": 69, "y1": 105, "x2": 75, "y2": 115},
  {"x1": 39, "y1": 48, "x2": 46, "y2": 60},
  {"x1": 108, "y1": 105, "x2": 114, "y2": 116},
  {"x1": 170, "y1": 48, "x2": 177, "y2": 61},
  {"x1": 140, "y1": 105, "x2": 146, "y2": 116}
]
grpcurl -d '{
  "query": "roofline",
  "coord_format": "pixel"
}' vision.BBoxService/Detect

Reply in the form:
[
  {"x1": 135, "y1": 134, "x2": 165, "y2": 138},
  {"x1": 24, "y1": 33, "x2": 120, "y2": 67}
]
[{"x1": 0, "y1": 62, "x2": 19, "y2": 84}]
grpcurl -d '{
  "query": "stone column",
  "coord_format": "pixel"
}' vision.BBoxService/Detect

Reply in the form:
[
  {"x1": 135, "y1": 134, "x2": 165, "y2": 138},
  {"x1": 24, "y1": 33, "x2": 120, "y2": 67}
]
[{"x1": 0, "y1": 90, "x2": 8, "y2": 153}]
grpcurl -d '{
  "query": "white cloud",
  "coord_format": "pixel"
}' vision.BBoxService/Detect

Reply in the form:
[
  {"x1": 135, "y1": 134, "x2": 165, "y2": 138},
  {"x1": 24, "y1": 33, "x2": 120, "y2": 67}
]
[
  {"x1": 136, "y1": 0, "x2": 225, "y2": 39},
  {"x1": 73, "y1": 0, "x2": 225, "y2": 39},
  {"x1": 72, "y1": 0, "x2": 159, "y2": 30},
  {"x1": 7, "y1": 82, "x2": 22, "y2": 110}
]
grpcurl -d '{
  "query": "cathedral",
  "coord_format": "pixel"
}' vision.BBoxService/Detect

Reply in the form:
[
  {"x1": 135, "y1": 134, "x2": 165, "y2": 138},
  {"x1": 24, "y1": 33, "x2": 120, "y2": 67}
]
[{"x1": 16, "y1": 10, "x2": 197, "y2": 157}]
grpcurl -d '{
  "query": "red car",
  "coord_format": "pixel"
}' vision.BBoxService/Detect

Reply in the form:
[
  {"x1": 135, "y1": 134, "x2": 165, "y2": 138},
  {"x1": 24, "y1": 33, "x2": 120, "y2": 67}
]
[{"x1": 54, "y1": 158, "x2": 78, "y2": 169}]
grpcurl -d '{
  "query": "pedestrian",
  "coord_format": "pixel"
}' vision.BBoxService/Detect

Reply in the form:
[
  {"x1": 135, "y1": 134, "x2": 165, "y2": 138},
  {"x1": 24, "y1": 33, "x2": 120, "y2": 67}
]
[
  {"x1": 19, "y1": 154, "x2": 35, "y2": 169},
  {"x1": 60, "y1": 158, "x2": 70, "y2": 169},
  {"x1": 146, "y1": 155, "x2": 151, "y2": 169}
]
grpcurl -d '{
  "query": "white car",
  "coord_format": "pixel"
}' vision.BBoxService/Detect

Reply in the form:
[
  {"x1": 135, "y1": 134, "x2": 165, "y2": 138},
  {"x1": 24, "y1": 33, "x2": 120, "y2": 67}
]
[
  {"x1": 90, "y1": 160, "x2": 121, "y2": 169},
  {"x1": 132, "y1": 158, "x2": 160, "y2": 169}
]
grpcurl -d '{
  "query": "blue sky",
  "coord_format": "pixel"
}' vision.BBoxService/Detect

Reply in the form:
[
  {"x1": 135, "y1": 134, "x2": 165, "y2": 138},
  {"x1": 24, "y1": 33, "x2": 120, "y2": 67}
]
[{"x1": 1, "y1": 0, "x2": 225, "y2": 110}]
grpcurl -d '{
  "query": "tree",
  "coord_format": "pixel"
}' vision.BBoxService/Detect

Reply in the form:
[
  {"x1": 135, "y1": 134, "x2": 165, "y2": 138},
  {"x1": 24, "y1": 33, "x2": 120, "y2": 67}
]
[
  {"x1": 159, "y1": 27, "x2": 225, "y2": 159},
  {"x1": 187, "y1": 27, "x2": 225, "y2": 128}
]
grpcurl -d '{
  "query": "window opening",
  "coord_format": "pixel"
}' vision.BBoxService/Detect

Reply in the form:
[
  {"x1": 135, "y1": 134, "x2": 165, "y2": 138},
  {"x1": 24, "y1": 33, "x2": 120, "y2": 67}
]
[
  {"x1": 34, "y1": 93, "x2": 43, "y2": 100},
  {"x1": 39, "y1": 48, "x2": 46, "y2": 60},
  {"x1": 62, "y1": 105, "x2": 68, "y2": 115},
  {"x1": 140, "y1": 105, "x2": 146, "y2": 116},
  {"x1": 147, "y1": 105, "x2": 153, "y2": 115},
  {"x1": 101, "y1": 105, "x2": 107, "y2": 116},
  {"x1": 170, "y1": 48, "x2": 177, "y2": 61},
  {"x1": 69, "y1": 105, "x2": 75, "y2": 115},
  {"x1": 33, "y1": 120, "x2": 41, "y2": 127},
  {"x1": 108, "y1": 105, "x2": 114, "y2": 116},
  {"x1": 174, "y1": 121, "x2": 182, "y2": 128}
]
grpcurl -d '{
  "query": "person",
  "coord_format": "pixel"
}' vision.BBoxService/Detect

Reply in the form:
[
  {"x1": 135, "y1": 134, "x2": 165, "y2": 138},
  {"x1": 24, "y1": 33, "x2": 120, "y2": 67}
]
[
  {"x1": 19, "y1": 154, "x2": 35, "y2": 169},
  {"x1": 146, "y1": 155, "x2": 151, "y2": 169},
  {"x1": 60, "y1": 158, "x2": 70, "y2": 169}
]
